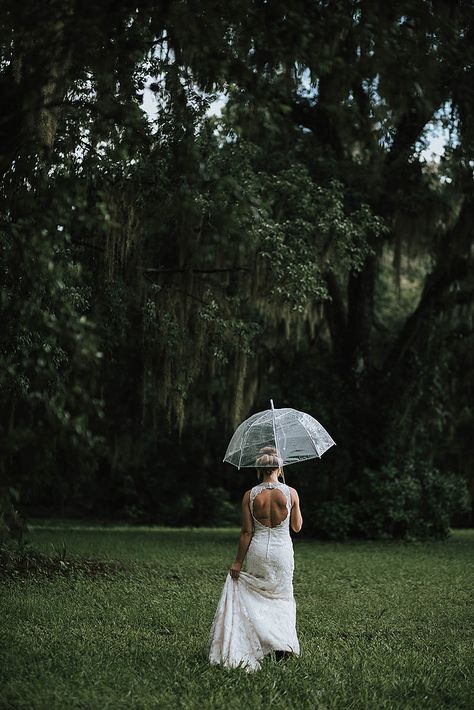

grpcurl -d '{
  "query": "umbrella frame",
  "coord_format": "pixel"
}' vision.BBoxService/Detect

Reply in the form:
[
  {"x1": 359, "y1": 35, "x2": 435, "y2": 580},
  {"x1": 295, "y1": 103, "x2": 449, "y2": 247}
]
[{"x1": 226, "y1": 399, "x2": 335, "y2": 476}]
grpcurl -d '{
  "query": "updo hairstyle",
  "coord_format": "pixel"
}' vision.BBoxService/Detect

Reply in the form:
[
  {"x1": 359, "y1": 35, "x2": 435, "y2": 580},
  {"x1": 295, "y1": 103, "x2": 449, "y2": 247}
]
[{"x1": 255, "y1": 446, "x2": 283, "y2": 482}]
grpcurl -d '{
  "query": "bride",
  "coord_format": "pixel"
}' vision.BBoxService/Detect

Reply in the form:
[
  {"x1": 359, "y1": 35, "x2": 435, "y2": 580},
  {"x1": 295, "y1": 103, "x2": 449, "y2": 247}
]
[{"x1": 208, "y1": 447, "x2": 303, "y2": 672}]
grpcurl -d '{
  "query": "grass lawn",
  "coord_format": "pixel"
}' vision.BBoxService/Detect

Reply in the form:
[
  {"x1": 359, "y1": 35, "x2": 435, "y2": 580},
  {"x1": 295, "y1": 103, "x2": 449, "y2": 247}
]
[{"x1": 1, "y1": 522, "x2": 473, "y2": 709}]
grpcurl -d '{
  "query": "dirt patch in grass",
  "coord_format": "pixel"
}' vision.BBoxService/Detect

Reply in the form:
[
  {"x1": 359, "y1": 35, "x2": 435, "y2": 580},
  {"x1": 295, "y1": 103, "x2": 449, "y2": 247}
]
[{"x1": 0, "y1": 544, "x2": 128, "y2": 579}]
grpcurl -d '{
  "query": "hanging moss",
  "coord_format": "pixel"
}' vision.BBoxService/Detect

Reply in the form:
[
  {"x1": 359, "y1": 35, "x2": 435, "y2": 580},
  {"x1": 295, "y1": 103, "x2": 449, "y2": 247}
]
[
  {"x1": 104, "y1": 193, "x2": 142, "y2": 282},
  {"x1": 231, "y1": 349, "x2": 248, "y2": 429}
]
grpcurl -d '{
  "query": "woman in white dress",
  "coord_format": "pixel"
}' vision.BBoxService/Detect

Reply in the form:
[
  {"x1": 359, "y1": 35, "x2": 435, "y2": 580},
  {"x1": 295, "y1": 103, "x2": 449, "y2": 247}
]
[{"x1": 208, "y1": 448, "x2": 303, "y2": 672}]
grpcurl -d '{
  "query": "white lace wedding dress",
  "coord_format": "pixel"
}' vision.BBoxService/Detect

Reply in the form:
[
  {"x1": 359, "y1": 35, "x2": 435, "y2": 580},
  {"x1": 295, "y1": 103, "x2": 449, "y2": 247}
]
[{"x1": 208, "y1": 481, "x2": 300, "y2": 672}]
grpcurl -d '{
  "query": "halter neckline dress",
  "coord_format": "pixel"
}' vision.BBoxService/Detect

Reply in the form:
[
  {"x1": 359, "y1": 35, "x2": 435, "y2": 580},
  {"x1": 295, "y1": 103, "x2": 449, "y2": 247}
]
[{"x1": 208, "y1": 481, "x2": 300, "y2": 672}]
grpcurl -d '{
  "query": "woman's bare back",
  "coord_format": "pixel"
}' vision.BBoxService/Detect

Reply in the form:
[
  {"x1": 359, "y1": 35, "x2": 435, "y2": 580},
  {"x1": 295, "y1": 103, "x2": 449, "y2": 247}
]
[{"x1": 251, "y1": 488, "x2": 289, "y2": 528}]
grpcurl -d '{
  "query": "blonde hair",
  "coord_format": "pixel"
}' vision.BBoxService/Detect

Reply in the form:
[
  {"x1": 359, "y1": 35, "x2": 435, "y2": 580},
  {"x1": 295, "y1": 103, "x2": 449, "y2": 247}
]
[
  {"x1": 255, "y1": 446, "x2": 283, "y2": 482},
  {"x1": 256, "y1": 453, "x2": 280, "y2": 468}
]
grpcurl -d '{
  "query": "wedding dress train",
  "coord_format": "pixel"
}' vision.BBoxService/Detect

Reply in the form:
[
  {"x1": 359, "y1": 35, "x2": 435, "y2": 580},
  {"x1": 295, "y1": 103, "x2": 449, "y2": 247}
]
[{"x1": 208, "y1": 481, "x2": 300, "y2": 672}]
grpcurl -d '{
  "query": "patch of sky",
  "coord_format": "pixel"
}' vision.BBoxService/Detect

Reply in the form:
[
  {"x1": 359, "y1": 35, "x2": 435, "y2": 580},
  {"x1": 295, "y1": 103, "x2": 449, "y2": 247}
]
[
  {"x1": 415, "y1": 101, "x2": 459, "y2": 164},
  {"x1": 141, "y1": 61, "x2": 454, "y2": 166},
  {"x1": 296, "y1": 66, "x2": 318, "y2": 100}
]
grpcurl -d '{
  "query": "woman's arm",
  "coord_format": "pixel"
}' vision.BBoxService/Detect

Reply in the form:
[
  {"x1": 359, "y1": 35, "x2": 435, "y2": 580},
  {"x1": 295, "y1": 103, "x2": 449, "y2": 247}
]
[
  {"x1": 290, "y1": 487, "x2": 303, "y2": 532},
  {"x1": 229, "y1": 490, "x2": 253, "y2": 580}
]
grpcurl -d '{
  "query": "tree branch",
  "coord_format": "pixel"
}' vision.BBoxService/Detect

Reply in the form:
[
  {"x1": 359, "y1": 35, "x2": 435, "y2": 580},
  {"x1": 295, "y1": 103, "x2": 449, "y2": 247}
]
[
  {"x1": 384, "y1": 193, "x2": 474, "y2": 374},
  {"x1": 142, "y1": 267, "x2": 250, "y2": 274}
]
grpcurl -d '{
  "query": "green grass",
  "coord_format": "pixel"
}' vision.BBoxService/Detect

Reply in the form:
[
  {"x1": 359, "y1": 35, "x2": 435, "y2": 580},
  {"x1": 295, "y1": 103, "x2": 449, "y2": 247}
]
[{"x1": 1, "y1": 523, "x2": 473, "y2": 709}]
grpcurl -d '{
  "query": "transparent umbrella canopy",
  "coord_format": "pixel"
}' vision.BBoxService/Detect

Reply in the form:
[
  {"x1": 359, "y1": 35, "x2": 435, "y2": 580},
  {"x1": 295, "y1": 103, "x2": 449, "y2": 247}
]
[{"x1": 223, "y1": 399, "x2": 336, "y2": 470}]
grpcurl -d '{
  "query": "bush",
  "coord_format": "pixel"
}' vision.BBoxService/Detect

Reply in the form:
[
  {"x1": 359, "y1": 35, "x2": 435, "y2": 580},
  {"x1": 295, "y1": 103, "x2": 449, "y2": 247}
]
[
  {"x1": 312, "y1": 461, "x2": 471, "y2": 541},
  {"x1": 153, "y1": 486, "x2": 240, "y2": 527},
  {"x1": 193, "y1": 486, "x2": 241, "y2": 527},
  {"x1": 0, "y1": 502, "x2": 29, "y2": 546},
  {"x1": 310, "y1": 499, "x2": 354, "y2": 540}
]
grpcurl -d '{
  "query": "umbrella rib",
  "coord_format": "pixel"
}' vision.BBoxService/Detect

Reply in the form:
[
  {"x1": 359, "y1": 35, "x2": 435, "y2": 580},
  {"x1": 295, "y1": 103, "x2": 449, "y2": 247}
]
[
  {"x1": 237, "y1": 410, "x2": 270, "y2": 469},
  {"x1": 251, "y1": 410, "x2": 270, "y2": 428},
  {"x1": 270, "y1": 401, "x2": 280, "y2": 462},
  {"x1": 299, "y1": 418, "x2": 321, "y2": 458},
  {"x1": 237, "y1": 429, "x2": 247, "y2": 470}
]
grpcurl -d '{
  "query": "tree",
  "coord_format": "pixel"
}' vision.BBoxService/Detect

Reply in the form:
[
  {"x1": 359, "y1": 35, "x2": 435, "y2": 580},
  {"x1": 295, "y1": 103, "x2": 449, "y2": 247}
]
[{"x1": 0, "y1": 1, "x2": 471, "y2": 535}]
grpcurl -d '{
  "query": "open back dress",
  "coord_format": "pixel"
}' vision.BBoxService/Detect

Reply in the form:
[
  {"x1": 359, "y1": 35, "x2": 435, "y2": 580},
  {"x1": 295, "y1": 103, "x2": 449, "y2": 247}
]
[{"x1": 208, "y1": 481, "x2": 300, "y2": 672}]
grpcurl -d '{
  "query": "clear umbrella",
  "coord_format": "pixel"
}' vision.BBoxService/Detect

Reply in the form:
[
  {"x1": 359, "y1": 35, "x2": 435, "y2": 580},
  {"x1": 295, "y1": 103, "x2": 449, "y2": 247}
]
[{"x1": 223, "y1": 399, "x2": 336, "y2": 474}]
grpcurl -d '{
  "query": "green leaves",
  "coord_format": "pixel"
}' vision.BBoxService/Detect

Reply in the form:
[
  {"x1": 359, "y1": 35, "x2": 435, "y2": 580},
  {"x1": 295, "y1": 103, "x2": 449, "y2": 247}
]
[{"x1": 1, "y1": 0, "x2": 472, "y2": 535}]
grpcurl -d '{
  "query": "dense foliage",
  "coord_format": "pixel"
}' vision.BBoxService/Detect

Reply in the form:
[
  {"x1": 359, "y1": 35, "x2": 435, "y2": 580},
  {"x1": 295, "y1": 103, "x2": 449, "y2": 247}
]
[{"x1": 1, "y1": 1, "x2": 472, "y2": 537}]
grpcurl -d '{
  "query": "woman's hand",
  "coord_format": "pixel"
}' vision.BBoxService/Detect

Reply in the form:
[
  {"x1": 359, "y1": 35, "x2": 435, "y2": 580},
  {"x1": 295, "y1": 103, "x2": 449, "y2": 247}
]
[{"x1": 229, "y1": 560, "x2": 242, "y2": 580}]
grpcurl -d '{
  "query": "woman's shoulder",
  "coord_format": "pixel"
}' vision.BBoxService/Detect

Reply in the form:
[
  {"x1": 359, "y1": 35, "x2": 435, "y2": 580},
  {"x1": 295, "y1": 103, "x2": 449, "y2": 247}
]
[
  {"x1": 286, "y1": 485, "x2": 300, "y2": 500},
  {"x1": 246, "y1": 485, "x2": 261, "y2": 499}
]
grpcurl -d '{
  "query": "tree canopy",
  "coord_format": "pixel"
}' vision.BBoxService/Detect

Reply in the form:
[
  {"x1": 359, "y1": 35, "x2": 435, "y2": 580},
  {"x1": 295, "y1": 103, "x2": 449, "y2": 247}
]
[{"x1": 1, "y1": 0, "x2": 472, "y2": 538}]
